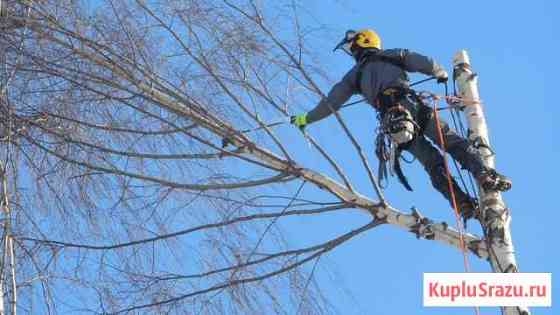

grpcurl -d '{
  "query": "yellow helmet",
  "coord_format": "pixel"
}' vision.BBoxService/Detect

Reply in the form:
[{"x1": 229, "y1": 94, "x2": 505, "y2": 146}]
[
  {"x1": 354, "y1": 29, "x2": 382, "y2": 49},
  {"x1": 334, "y1": 29, "x2": 382, "y2": 57}
]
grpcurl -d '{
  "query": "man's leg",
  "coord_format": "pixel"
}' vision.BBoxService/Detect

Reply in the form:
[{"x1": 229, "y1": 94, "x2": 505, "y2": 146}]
[
  {"x1": 417, "y1": 103, "x2": 512, "y2": 192},
  {"x1": 404, "y1": 136, "x2": 478, "y2": 220}
]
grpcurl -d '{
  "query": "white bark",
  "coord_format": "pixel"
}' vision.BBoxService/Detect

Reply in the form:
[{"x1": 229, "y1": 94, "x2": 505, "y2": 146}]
[
  {"x1": 0, "y1": 165, "x2": 9, "y2": 315},
  {"x1": 0, "y1": 282, "x2": 4, "y2": 315},
  {"x1": 1, "y1": 3, "x2": 7, "y2": 308},
  {"x1": 453, "y1": 50, "x2": 529, "y2": 315}
]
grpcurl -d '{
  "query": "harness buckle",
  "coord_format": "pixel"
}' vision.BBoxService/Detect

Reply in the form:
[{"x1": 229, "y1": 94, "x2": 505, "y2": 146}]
[{"x1": 382, "y1": 88, "x2": 401, "y2": 96}]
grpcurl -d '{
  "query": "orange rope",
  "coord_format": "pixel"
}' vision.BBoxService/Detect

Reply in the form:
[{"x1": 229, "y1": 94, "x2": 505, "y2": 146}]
[
  {"x1": 432, "y1": 98, "x2": 471, "y2": 270},
  {"x1": 432, "y1": 98, "x2": 481, "y2": 315}
]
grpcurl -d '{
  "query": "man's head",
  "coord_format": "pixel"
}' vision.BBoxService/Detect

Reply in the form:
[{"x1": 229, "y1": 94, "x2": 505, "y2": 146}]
[{"x1": 333, "y1": 29, "x2": 382, "y2": 61}]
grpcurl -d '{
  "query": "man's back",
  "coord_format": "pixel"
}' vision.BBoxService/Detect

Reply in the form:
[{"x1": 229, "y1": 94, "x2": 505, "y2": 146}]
[{"x1": 306, "y1": 48, "x2": 443, "y2": 123}]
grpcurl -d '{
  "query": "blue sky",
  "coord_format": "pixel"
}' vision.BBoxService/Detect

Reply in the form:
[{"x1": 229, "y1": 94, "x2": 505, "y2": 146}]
[
  {"x1": 277, "y1": 0, "x2": 557, "y2": 314},
  {"x1": 5, "y1": 0, "x2": 556, "y2": 313}
]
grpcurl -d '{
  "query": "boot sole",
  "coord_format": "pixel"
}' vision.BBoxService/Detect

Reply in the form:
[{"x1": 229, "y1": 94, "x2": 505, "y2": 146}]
[{"x1": 482, "y1": 180, "x2": 512, "y2": 192}]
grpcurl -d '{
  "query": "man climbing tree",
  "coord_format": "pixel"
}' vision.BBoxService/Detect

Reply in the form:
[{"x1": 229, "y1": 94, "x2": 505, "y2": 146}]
[{"x1": 291, "y1": 29, "x2": 512, "y2": 221}]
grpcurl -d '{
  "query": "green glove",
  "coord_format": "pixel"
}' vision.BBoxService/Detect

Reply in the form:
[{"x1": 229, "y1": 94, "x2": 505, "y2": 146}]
[{"x1": 290, "y1": 113, "x2": 308, "y2": 130}]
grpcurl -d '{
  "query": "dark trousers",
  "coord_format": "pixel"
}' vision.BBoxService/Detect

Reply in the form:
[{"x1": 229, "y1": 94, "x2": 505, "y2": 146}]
[{"x1": 398, "y1": 96, "x2": 484, "y2": 206}]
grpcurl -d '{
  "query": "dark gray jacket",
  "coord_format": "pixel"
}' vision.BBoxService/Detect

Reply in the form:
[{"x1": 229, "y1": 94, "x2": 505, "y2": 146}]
[{"x1": 306, "y1": 48, "x2": 446, "y2": 123}]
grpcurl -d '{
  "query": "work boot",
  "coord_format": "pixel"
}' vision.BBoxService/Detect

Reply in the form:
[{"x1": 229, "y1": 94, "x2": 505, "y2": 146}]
[
  {"x1": 458, "y1": 198, "x2": 480, "y2": 223},
  {"x1": 478, "y1": 168, "x2": 512, "y2": 192}
]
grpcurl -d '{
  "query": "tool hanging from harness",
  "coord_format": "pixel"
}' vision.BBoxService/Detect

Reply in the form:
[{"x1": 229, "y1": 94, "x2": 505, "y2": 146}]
[
  {"x1": 376, "y1": 130, "x2": 414, "y2": 191},
  {"x1": 375, "y1": 89, "x2": 434, "y2": 191},
  {"x1": 381, "y1": 104, "x2": 418, "y2": 145},
  {"x1": 375, "y1": 89, "x2": 419, "y2": 191}
]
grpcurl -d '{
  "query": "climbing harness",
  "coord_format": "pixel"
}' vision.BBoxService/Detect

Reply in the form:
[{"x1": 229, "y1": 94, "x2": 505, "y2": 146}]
[
  {"x1": 374, "y1": 87, "x2": 423, "y2": 192},
  {"x1": 381, "y1": 105, "x2": 418, "y2": 145},
  {"x1": 376, "y1": 104, "x2": 417, "y2": 191},
  {"x1": 340, "y1": 76, "x2": 437, "y2": 111}
]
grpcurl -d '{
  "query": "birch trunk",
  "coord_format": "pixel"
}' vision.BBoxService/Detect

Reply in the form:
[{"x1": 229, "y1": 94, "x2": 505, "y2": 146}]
[
  {"x1": 453, "y1": 50, "x2": 529, "y2": 315},
  {"x1": 0, "y1": 164, "x2": 8, "y2": 315}
]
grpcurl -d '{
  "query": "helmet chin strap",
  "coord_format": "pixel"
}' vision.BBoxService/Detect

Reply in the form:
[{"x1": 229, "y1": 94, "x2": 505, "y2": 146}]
[{"x1": 352, "y1": 47, "x2": 365, "y2": 62}]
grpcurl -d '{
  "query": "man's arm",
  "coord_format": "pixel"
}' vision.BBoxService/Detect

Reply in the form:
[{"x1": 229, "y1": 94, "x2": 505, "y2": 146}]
[
  {"x1": 382, "y1": 48, "x2": 447, "y2": 78},
  {"x1": 306, "y1": 67, "x2": 358, "y2": 124}
]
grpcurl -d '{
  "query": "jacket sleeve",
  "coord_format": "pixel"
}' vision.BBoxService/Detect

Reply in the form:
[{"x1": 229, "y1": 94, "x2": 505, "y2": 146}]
[
  {"x1": 306, "y1": 67, "x2": 358, "y2": 124},
  {"x1": 383, "y1": 48, "x2": 446, "y2": 77}
]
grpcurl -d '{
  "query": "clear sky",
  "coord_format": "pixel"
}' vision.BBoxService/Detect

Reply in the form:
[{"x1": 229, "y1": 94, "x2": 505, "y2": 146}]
[{"x1": 277, "y1": 0, "x2": 557, "y2": 314}]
